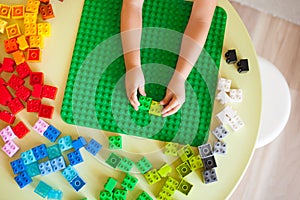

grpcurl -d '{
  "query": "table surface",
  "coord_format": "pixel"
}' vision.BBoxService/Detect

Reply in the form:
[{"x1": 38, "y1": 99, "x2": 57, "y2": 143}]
[{"x1": 0, "y1": 0, "x2": 261, "y2": 199}]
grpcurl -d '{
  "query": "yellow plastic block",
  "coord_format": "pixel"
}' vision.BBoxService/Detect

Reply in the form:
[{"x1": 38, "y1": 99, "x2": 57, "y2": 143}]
[
  {"x1": 158, "y1": 164, "x2": 172, "y2": 178},
  {"x1": 37, "y1": 23, "x2": 51, "y2": 37},
  {"x1": 149, "y1": 100, "x2": 163, "y2": 116},
  {"x1": 27, "y1": 48, "x2": 41, "y2": 62},
  {"x1": 6, "y1": 24, "x2": 21, "y2": 39},
  {"x1": 11, "y1": 5, "x2": 25, "y2": 19},
  {"x1": 187, "y1": 155, "x2": 203, "y2": 171},
  {"x1": 29, "y1": 35, "x2": 43, "y2": 48},
  {"x1": 0, "y1": 4, "x2": 11, "y2": 19},
  {"x1": 12, "y1": 51, "x2": 26, "y2": 65},
  {"x1": 164, "y1": 142, "x2": 179, "y2": 156},
  {"x1": 26, "y1": 0, "x2": 40, "y2": 13},
  {"x1": 177, "y1": 145, "x2": 194, "y2": 162},
  {"x1": 17, "y1": 35, "x2": 29, "y2": 51},
  {"x1": 0, "y1": 19, "x2": 8, "y2": 34},
  {"x1": 24, "y1": 23, "x2": 37, "y2": 36},
  {"x1": 24, "y1": 12, "x2": 37, "y2": 24}
]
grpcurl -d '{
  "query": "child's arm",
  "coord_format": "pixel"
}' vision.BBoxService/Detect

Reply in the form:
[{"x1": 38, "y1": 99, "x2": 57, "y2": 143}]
[
  {"x1": 121, "y1": 0, "x2": 146, "y2": 111},
  {"x1": 161, "y1": 0, "x2": 217, "y2": 117}
]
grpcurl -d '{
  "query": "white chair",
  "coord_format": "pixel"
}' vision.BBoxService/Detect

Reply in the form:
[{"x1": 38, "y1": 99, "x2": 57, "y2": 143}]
[{"x1": 255, "y1": 56, "x2": 291, "y2": 148}]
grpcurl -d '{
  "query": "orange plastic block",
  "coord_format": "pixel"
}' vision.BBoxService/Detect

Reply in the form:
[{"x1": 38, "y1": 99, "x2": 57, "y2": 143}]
[
  {"x1": 12, "y1": 51, "x2": 26, "y2": 65},
  {"x1": 27, "y1": 49, "x2": 41, "y2": 62},
  {"x1": 4, "y1": 38, "x2": 19, "y2": 54},
  {"x1": 0, "y1": 19, "x2": 8, "y2": 34},
  {"x1": 24, "y1": 23, "x2": 37, "y2": 36},
  {"x1": 12, "y1": 5, "x2": 25, "y2": 19},
  {"x1": 26, "y1": 0, "x2": 40, "y2": 13},
  {"x1": 40, "y1": 0, "x2": 50, "y2": 3},
  {"x1": 40, "y1": 4, "x2": 55, "y2": 20},
  {"x1": 29, "y1": 36, "x2": 43, "y2": 48},
  {"x1": 0, "y1": 4, "x2": 11, "y2": 19},
  {"x1": 17, "y1": 35, "x2": 29, "y2": 51},
  {"x1": 24, "y1": 12, "x2": 37, "y2": 24},
  {"x1": 6, "y1": 24, "x2": 21, "y2": 39},
  {"x1": 37, "y1": 23, "x2": 51, "y2": 37}
]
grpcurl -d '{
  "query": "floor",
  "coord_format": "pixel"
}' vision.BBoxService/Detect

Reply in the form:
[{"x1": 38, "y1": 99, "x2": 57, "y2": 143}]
[{"x1": 229, "y1": 2, "x2": 300, "y2": 200}]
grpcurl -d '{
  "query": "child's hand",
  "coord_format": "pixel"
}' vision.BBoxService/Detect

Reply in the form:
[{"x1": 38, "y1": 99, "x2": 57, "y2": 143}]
[
  {"x1": 126, "y1": 67, "x2": 146, "y2": 111},
  {"x1": 160, "y1": 72, "x2": 186, "y2": 117}
]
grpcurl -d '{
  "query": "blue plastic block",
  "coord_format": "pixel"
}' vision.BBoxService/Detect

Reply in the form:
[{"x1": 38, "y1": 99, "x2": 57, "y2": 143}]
[
  {"x1": 70, "y1": 175, "x2": 86, "y2": 192},
  {"x1": 38, "y1": 160, "x2": 53, "y2": 176},
  {"x1": 32, "y1": 144, "x2": 48, "y2": 160},
  {"x1": 34, "y1": 181, "x2": 52, "y2": 198},
  {"x1": 85, "y1": 139, "x2": 102, "y2": 156},
  {"x1": 48, "y1": 189, "x2": 63, "y2": 200},
  {"x1": 67, "y1": 150, "x2": 83, "y2": 166},
  {"x1": 10, "y1": 158, "x2": 26, "y2": 174},
  {"x1": 43, "y1": 125, "x2": 61, "y2": 142},
  {"x1": 14, "y1": 171, "x2": 32, "y2": 188},
  {"x1": 58, "y1": 136, "x2": 73, "y2": 152},
  {"x1": 21, "y1": 149, "x2": 36, "y2": 165},
  {"x1": 47, "y1": 144, "x2": 61, "y2": 159},
  {"x1": 72, "y1": 136, "x2": 87, "y2": 150},
  {"x1": 61, "y1": 165, "x2": 78, "y2": 182},
  {"x1": 50, "y1": 156, "x2": 66, "y2": 172},
  {"x1": 26, "y1": 162, "x2": 40, "y2": 177}
]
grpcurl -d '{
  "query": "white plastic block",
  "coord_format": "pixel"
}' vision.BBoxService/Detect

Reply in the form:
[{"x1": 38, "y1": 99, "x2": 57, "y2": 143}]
[
  {"x1": 214, "y1": 141, "x2": 227, "y2": 155},
  {"x1": 0, "y1": 126, "x2": 16, "y2": 143},
  {"x1": 212, "y1": 124, "x2": 229, "y2": 140},
  {"x1": 227, "y1": 114, "x2": 244, "y2": 131},
  {"x1": 216, "y1": 90, "x2": 231, "y2": 104},
  {"x1": 217, "y1": 78, "x2": 231, "y2": 92},
  {"x1": 216, "y1": 106, "x2": 237, "y2": 125},
  {"x1": 33, "y1": 119, "x2": 49, "y2": 135},
  {"x1": 230, "y1": 89, "x2": 243, "y2": 103},
  {"x1": 2, "y1": 140, "x2": 20, "y2": 157}
]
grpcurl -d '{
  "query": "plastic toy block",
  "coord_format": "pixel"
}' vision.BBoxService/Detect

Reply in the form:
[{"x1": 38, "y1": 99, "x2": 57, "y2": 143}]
[
  {"x1": 0, "y1": 77, "x2": 5, "y2": 85},
  {"x1": 26, "y1": 0, "x2": 40, "y2": 13},
  {"x1": 48, "y1": 189, "x2": 63, "y2": 200},
  {"x1": 85, "y1": 138, "x2": 102, "y2": 156},
  {"x1": 21, "y1": 149, "x2": 36, "y2": 165},
  {"x1": 202, "y1": 168, "x2": 218, "y2": 184},
  {"x1": 46, "y1": 144, "x2": 61, "y2": 159},
  {"x1": 137, "y1": 191, "x2": 153, "y2": 200},
  {"x1": 14, "y1": 171, "x2": 32, "y2": 188},
  {"x1": 202, "y1": 155, "x2": 217, "y2": 170},
  {"x1": 216, "y1": 106, "x2": 237, "y2": 125},
  {"x1": 32, "y1": 144, "x2": 48, "y2": 160},
  {"x1": 229, "y1": 89, "x2": 243, "y2": 103},
  {"x1": 158, "y1": 163, "x2": 172, "y2": 177},
  {"x1": 67, "y1": 150, "x2": 83, "y2": 166},
  {"x1": 24, "y1": 23, "x2": 37, "y2": 36},
  {"x1": 32, "y1": 84, "x2": 43, "y2": 98},
  {"x1": 41, "y1": 85, "x2": 58, "y2": 100},
  {"x1": 38, "y1": 23, "x2": 51, "y2": 37},
  {"x1": 237, "y1": 59, "x2": 249, "y2": 73},
  {"x1": 8, "y1": 98, "x2": 24, "y2": 114},
  {"x1": 43, "y1": 125, "x2": 61, "y2": 142},
  {"x1": 135, "y1": 156, "x2": 152, "y2": 174},
  {"x1": 33, "y1": 118, "x2": 49, "y2": 135},
  {"x1": 40, "y1": 4, "x2": 55, "y2": 20},
  {"x1": 212, "y1": 124, "x2": 229, "y2": 140},
  {"x1": 15, "y1": 85, "x2": 31, "y2": 102},
  {"x1": 39, "y1": 104, "x2": 54, "y2": 119},
  {"x1": 177, "y1": 179, "x2": 193, "y2": 196},
  {"x1": 34, "y1": 181, "x2": 52, "y2": 198},
  {"x1": 0, "y1": 4, "x2": 11, "y2": 19},
  {"x1": 118, "y1": 157, "x2": 134, "y2": 173},
  {"x1": 50, "y1": 156, "x2": 66, "y2": 172},
  {"x1": 105, "y1": 153, "x2": 122, "y2": 168},
  {"x1": 7, "y1": 74, "x2": 24, "y2": 90},
  {"x1": 24, "y1": 12, "x2": 37, "y2": 24},
  {"x1": 217, "y1": 78, "x2": 231, "y2": 92},
  {"x1": 27, "y1": 99, "x2": 41, "y2": 112},
  {"x1": 99, "y1": 191, "x2": 112, "y2": 200},
  {"x1": 2, "y1": 140, "x2": 19, "y2": 157},
  {"x1": 11, "y1": 5, "x2": 25, "y2": 19},
  {"x1": 27, "y1": 49, "x2": 41, "y2": 62},
  {"x1": 0, "y1": 19, "x2": 8, "y2": 33},
  {"x1": 4, "y1": 38, "x2": 18, "y2": 54},
  {"x1": 10, "y1": 158, "x2": 26, "y2": 174},
  {"x1": 58, "y1": 136, "x2": 73, "y2": 152},
  {"x1": 149, "y1": 100, "x2": 163, "y2": 116},
  {"x1": 144, "y1": 169, "x2": 161, "y2": 185},
  {"x1": 38, "y1": 160, "x2": 53, "y2": 176},
  {"x1": 13, "y1": 50, "x2": 26, "y2": 65},
  {"x1": 109, "y1": 135, "x2": 122, "y2": 149},
  {"x1": 158, "y1": 178, "x2": 178, "y2": 199},
  {"x1": 198, "y1": 143, "x2": 213, "y2": 158},
  {"x1": 40, "y1": 0, "x2": 50, "y2": 3},
  {"x1": 225, "y1": 49, "x2": 237, "y2": 64},
  {"x1": 26, "y1": 162, "x2": 40, "y2": 177},
  {"x1": 29, "y1": 35, "x2": 43, "y2": 48},
  {"x1": 2, "y1": 57, "x2": 15, "y2": 72},
  {"x1": 178, "y1": 145, "x2": 194, "y2": 162},
  {"x1": 0, "y1": 126, "x2": 16, "y2": 143},
  {"x1": 121, "y1": 173, "x2": 138, "y2": 190},
  {"x1": 176, "y1": 162, "x2": 192, "y2": 178},
  {"x1": 17, "y1": 36, "x2": 29, "y2": 51},
  {"x1": 113, "y1": 189, "x2": 127, "y2": 200},
  {"x1": 13, "y1": 121, "x2": 30, "y2": 139},
  {"x1": 70, "y1": 175, "x2": 86, "y2": 192},
  {"x1": 164, "y1": 142, "x2": 179, "y2": 156},
  {"x1": 72, "y1": 136, "x2": 87, "y2": 150},
  {"x1": 138, "y1": 96, "x2": 152, "y2": 111},
  {"x1": 16, "y1": 62, "x2": 31, "y2": 78},
  {"x1": 6, "y1": 24, "x2": 21, "y2": 39},
  {"x1": 214, "y1": 141, "x2": 227, "y2": 155},
  {"x1": 216, "y1": 90, "x2": 231, "y2": 105},
  {"x1": 228, "y1": 114, "x2": 244, "y2": 131},
  {"x1": 104, "y1": 177, "x2": 117, "y2": 192},
  {"x1": 188, "y1": 155, "x2": 203, "y2": 170},
  {"x1": 0, "y1": 85, "x2": 13, "y2": 106},
  {"x1": 61, "y1": 165, "x2": 78, "y2": 182}
]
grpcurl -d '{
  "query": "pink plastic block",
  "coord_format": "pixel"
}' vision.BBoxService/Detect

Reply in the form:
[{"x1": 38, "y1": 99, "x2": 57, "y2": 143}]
[
  {"x1": 33, "y1": 119, "x2": 49, "y2": 135},
  {"x1": 2, "y1": 140, "x2": 20, "y2": 157},
  {"x1": 0, "y1": 126, "x2": 16, "y2": 143}
]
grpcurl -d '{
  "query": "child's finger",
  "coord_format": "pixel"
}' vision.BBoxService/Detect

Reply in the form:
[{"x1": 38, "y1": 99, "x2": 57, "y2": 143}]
[
  {"x1": 129, "y1": 92, "x2": 140, "y2": 111},
  {"x1": 160, "y1": 91, "x2": 172, "y2": 105},
  {"x1": 162, "y1": 104, "x2": 181, "y2": 117},
  {"x1": 161, "y1": 97, "x2": 179, "y2": 114},
  {"x1": 138, "y1": 86, "x2": 146, "y2": 96}
]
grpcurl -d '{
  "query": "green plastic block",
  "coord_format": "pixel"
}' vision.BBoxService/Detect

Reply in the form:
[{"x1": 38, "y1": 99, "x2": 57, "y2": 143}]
[
  {"x1": 34, "y1": 181, "x2": 52, "y2": 198},
  {"x1": 139, "y1": 96, "x2": 152, "y2": 111},
  {"x1": 188, "y1": 155, "x2": 203, "y2": 170},
  {"x1": 158, "y1": 163, "x2": 172, "y2": 178},
  {"x1": 177, "y1": 179, "x2": 193, "y2": 196},
  {"x1": 104, "y1": 177, "x2": 117, "y2": 193},
  {"x1": 148, "y1": 100, "x2": 163, "y2": 116},
  {"x1": 109, "y1": 136, "x2": 122, "y2": 149},
  {"x1": 178, "y1": 145, "x2": 194, "y2": 162},
  {"x1": 176, "y1": 162, "x2": 192, "y2": 178},
  {"x1": 121, "y1": 173, "x2": 138, "y2": 191},
  {"x1": 26, "y1": 162, "x2": 40, "y2": 177},
  {"x1": 113, "y1": 189, "x2": 127, "y2": 200},
  {"x1": 136, "y1": 191, "x2": 153, "y2": 200},
  {"x1": 164, "y1": 142, "x2": 179, "y2": 156},
  {"x1": 105, "y1": 153, "x2": 122, "y2": 168},
  {"x1": 144, "y1": 169, "x2": 161, "y2": 185},
  {"x1": 99, "y1": 191, "x2": 112, "y2": 200},
  {"x1": 135, "y1": 157, "x2": 152, "y2": 174},
  {"x1": 61, "y1": 0, "x2": 227, "y2": 147},
  {"x1": 47, "y1": 144, "x2": 61, "y2": 159},
  {"x1": 118, "y1": 157, "x2": 134, "y2": 173}
]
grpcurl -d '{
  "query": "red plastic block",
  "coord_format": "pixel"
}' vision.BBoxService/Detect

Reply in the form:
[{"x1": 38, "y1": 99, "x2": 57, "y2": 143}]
[
  {"x1": 27, "y1": 99, "x2": 41, "y2": 112},
  {"x1": 38, "y1": 104, "x2": 54, "y2": 119},
  {"x1": 27, "y1": 49, "x2": 41, "y2": 62},
  {"x1": 4, "y1": 38, "x2": 19, "y2": 54},
  {"x1": 2, "y1": 57, "x2": 15, "y2": 72},
  {"x1": 31, "y1": 84, "x2": 43, "y2": 98},
  {"x1": 0, "y1": 78, "x2": 6, "y2": 85},
  {"x1": 40, "y1": 4, "x2": 55, "y2": 20},
  {"x1": 16, "y1": 62, "x2": 31, "y2": 79},
  {"x1": 0, "y1": 64, "x2": 2, "y2": 74},
  {"x1": 0, "y1": 85, "x2": 13, "y2": 106},
  {"x1": 7, "y1": 74, "x2": 24, "y2": 90},
  {"x1": 40, "y1": 0, "x2": 50, "y2": 3},
  {"x1": 42, "y1": 85, "x2": 57, "y2": 100},
  {"x1": 30, "y1": 72, "x2": 44, "y2": 86},
  {"x1": 0, "y1": 110, "x2": 16, "y2": 124},
  {"x1": 12, "y1": 121, "x2": 29, "y2": 139},
  {"x1": 16, "y1": 85, "x2": 31, "y2": 102},
  {"x1": 8, "y1": 98, "x2": 24, "y2": 114}
]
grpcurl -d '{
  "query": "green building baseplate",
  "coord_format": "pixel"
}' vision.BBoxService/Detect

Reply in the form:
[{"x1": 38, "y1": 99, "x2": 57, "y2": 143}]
[{"x1": 61, "y1": 0, "x2": 227, "y2": 146}]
